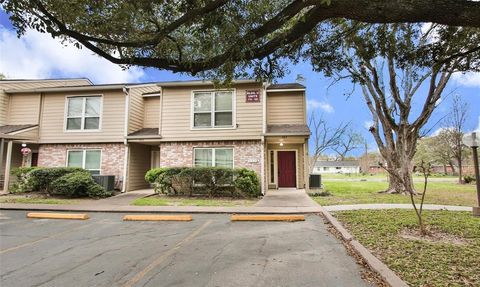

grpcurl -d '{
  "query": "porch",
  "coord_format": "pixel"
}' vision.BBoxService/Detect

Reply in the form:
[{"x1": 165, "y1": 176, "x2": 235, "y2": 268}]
[
  {"x1": 264, "y1": 135, "x2": 309, "y2": 191},
  {"x1": 0, "y1": 125, "x2": 40, "y2": 192}
]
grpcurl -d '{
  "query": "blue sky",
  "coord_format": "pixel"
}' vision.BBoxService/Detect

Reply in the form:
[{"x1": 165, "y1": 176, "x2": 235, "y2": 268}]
[{"x1": 1, "y1": 11, "x2": 479, "y2": 157}]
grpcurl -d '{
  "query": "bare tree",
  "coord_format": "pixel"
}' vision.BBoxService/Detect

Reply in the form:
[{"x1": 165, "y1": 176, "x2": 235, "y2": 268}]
[
  {"x1": 415, "y1": 134, "x2": 454, "y2": 175},
  {"x1": 309, "y1": 112, "x2": 349, "y2": 172},
  {"x1": 334, "y1": 130, "x2": 364, "y2": 160},
  {"x1": 307, "y1": 23, "x2": 478, "y2": 195},
  {"x1": 442, "y1": 95, "x2": 469, "y2": 183},
  {"x1": 411, "y1": 160, "x2": 433, "y2": 236}
]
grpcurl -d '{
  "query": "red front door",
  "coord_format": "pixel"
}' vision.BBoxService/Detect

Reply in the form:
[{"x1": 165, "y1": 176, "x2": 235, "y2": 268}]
[{"x1": 277, "y1": 151, "x2": 296, "y2": 187}]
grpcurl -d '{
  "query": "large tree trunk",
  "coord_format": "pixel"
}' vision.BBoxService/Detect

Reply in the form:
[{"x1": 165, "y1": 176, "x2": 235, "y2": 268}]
[
  {"x1": 383, "y1": 156, "x2": 416, "y2": 194},
  {"x1": 457, "y1": 156, "x2": 463, "y2": 184}
]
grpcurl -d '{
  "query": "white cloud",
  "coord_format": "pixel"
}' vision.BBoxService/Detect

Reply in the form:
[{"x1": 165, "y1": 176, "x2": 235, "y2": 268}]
[
  {"x1": 307, "y1": 99, "x2": 334, "y2": 113},
  {"x1": 0, "y1": 26, "x2": 144, "y2": 83},
  {"x1": 452, "y1": 72, "x2": 480, "y2": 88}
]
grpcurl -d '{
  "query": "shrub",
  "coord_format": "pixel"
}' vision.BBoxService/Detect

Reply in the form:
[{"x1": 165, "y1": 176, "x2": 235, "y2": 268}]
[
  {"x1": 145, "y1": 168, "x2": 168, "y2": 183},
  {"x1": 9, "y1": 167, "x2": 40, "y2": 193},
  {"x1": 464, "y1": 175, "x2": 476, "y2": 184},
  {"x1": 28, "y1": 167, "x2": 86, "y2": 193},
  {"x1": 146, "y1": 167, "x2": 186, "y2": 195},
  {"x1": 50, "y1": 171, "x2": 112, "y2": 198},
  {"x1": 144, "y1": 166, "x2": 260, "y2": 198},
  {"x1": 234, "y1": 168, "x2": 261, "y2": 197}
]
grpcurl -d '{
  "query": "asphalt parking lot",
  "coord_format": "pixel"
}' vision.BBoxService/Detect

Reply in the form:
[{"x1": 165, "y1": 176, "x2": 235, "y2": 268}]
[{"x1": 0, "y1": 211, "x2": 371, "y2": 287}]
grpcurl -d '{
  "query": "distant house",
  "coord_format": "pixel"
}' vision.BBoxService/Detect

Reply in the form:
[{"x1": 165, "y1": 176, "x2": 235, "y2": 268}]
[{"x1": 312, "y1": 160, "x2": 360, "y2": 174}]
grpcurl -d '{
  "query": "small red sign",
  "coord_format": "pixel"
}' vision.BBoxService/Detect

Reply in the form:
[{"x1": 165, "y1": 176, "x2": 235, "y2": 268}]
[{"x1": 246, "y1": 90, "x2": 260, "y2": 103}]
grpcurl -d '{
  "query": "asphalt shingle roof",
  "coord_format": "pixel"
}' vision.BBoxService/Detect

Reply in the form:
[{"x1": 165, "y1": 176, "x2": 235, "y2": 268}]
[
  {"x1": 267, "y1": 83, "x2": 305, "y2": 90},
  {"x1": 265, "y1": 124, "x2": 310, "y2": 135},
  {"x1": 128, "y1": 128, "x2": 160, "y2": 137},
  {"x1": 0, "y1": 124, "x2": 37, "y2": 134}
]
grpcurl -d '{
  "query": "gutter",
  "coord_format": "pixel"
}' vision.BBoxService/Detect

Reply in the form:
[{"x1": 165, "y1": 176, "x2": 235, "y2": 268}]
[
  {"x1": 6, "y1": 84, "x2": 125, "y2": 94},
  {"x1": 262, "y1": 132, "x2": 311, "y2": 137}
]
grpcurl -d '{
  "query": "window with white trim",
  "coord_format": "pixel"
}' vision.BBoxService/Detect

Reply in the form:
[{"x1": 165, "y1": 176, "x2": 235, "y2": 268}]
[
  {"x1": 193, "y1": 91, "x2": 233, "y2": 128},
  {"x1": 194, "y1": 148, "x2": 233, "y2": 168},
  {"x1": 269, "y1": 151, "x2": 275, "y2": 184},
  {"x1": 67, "y1": 150, "x2": 101, "y2": 174},
  {"x1": 66, "y1": 96, "x2": 101, "y2": 130}
]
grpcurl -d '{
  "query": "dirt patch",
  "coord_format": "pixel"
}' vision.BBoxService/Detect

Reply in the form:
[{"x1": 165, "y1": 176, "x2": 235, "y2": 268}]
[{"x1": 399, "y1": 227, "x2": 468, "y2": 245}]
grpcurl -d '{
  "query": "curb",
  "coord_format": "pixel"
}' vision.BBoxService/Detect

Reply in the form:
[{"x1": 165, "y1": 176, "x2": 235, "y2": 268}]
[
  {"x1": 321, "y1": 208, "x2": 409, "y2": 287},
  {"x1": 123, "y1": 214, "x2": 193, "y2": 221},
  {"x1": 0, "y1": 204, "x2": 323, "y2": 214},
  {"x1": 231, "y1": 214, "x2": 305, "y2": 222},
  {"x1": 26, "y1": 212, "x2": 89, "y2": 220}
]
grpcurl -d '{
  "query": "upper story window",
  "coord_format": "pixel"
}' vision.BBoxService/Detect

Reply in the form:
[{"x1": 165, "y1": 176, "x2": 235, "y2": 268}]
[
  {"x1": 66, "y1": 96, "x2": 102, "y2": 131},
  {"x1": 193, "y1": 91, "x2": 233, "y2": 128}
]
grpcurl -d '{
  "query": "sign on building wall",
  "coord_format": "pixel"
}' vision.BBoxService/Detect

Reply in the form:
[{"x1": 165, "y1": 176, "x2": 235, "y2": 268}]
[{"x1": 246, "y1": 90, "x2": 260, "y2": 103}]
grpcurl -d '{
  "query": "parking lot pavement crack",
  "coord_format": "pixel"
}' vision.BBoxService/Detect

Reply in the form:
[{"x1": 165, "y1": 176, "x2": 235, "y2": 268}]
[
  {"x1": 30, "y1": 247, "x2": 123, "y2": 287},
  {"x1": 120, "y1": 220, "x2": 213, "y2": 287}
]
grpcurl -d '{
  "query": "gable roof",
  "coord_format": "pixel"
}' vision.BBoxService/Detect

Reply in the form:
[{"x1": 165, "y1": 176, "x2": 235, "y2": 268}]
[
  {"x1": 0, "y1": 124, "x2": 38, "y2": 134},
  {"x1": 267, "y1": 83, "x2": 305, "y2": 90},
  {"x1": 265, "y1": 124, "x2": 310, "y2": 136}
]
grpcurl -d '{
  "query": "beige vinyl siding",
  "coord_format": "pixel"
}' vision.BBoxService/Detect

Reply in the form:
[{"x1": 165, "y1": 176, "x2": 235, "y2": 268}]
[
  {"x1": 38, "y1": 90, "x2": 125, "y2": 143},
  {"x1": 0, "y1": 91, "x2": 9, "y2": 126},
  {"x1": 0, "y1": 79, "x2": 91, "y2": 126},
  {"x1": 126, "y1": 143, "x2": 151, "y2": 191},
  {"x1": 6, "y1": 93, "x2": 41, "y2": 125},
  {"x1": 127, "y1": 88, "x2": 145, "y2": 134},
  {"x1": 267, "y1": 92, "x2": 305, "y2": 125},
  {"x1": 160, "y1": 83, "x2": 263, "y2": 141},
  {"x1": 143, "y1": 97, "x2": 160, "y2": 128},
  {"x1": 127, "y1": 86, "x2": 160, "y2": 133}
]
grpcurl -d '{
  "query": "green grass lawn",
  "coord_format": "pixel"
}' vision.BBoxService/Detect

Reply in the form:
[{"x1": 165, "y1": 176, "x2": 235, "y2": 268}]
[
  {"x1": 0, "y1": 197, "x2": 78, "y2": 205},
  {"x1": 311, "y1": 181, "x2": 476, "y2": 206},
  {"x1": 335, "y1": 210, "x2": 480, "y2": 287},
  {"x1": 132, "y1": 196, "x2": 258, "y2": 207},
  {"x1": 320, "y1": 173, "x2": 457, "y2": 179}
]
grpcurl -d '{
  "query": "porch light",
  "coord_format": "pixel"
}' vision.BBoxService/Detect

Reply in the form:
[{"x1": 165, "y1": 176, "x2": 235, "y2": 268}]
[
  {"x1": 462, "y1": 132, "x2": 480, "y2": 217},
  {"x1": 279, "y1": 140, "x2": 284, "y2": 147}
]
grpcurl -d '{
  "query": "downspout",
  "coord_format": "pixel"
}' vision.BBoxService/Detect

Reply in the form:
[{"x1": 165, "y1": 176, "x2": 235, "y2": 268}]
[
  {"x1": 0, "y1": 138, "x2": 4, "y2": 187},
  {"x1": 121, "y1": 87, "x2": 130, "y2": 192},
  {"x1": 260, "y1": 82, "x2": 268, "y2": 194}
]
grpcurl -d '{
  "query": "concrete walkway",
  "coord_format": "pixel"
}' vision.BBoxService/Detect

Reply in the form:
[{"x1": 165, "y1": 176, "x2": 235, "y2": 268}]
[
  {"x1": 89, "y1": 189, "x2": 153, "y2": 206},
  {"x1": 324, "y1": 203, "x2": 472, "y2": 212},
  {"x1": 255, "y1": 188, "x2": 319, "y2": 207}
]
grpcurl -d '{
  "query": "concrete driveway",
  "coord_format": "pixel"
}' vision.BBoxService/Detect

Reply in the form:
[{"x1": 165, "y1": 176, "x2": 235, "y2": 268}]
[{"x1": 0, "y1": 211, "x2": 372, "y2": 287}]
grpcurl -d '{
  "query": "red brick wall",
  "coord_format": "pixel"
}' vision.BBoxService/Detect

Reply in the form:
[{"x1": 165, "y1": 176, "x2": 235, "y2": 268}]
[
  {"x1": 38, "y1": 143, "x2": 125, "y2": 188},
  {"x1": 159, "y1": 140, "x2": 262, "y2": 176}
]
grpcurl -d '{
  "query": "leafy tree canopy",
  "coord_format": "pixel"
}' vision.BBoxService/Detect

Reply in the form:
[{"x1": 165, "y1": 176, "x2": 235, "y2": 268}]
[{"x1": 1, "y1": 0, "x2": 479, "y2": 80}]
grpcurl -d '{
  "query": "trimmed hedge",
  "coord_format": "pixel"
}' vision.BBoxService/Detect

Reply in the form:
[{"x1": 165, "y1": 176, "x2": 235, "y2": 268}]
[
  {"x1": 10, "y1": 167, "x2": 111, "y2": 198},
  {"x1": 51, "y1": 172, "x2": 112, "y2": 198},
  {"x1": 145, "y1": 167, "x2": 260, "y2": 198}
]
